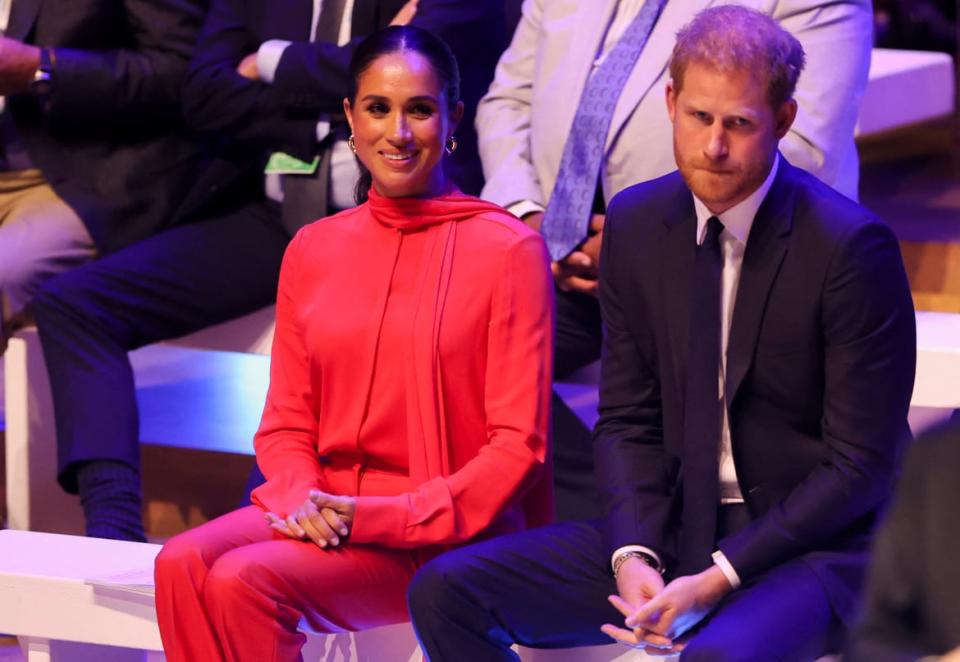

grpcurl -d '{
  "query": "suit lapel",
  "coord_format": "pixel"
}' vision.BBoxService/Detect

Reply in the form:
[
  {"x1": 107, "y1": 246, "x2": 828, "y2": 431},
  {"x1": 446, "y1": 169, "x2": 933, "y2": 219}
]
[
  {"x1": 661, "y1": 186, "x2": 697, "y2": 405},
  {"x1": 725, "y1": 160, "x2": 796, "y2": 405},
  {"x1": 6, "y1": 0, "x2": 41, "y2": 41},
  {"x1": 606, "y1": 0, "x2": 713, "y2": 150},
  {"x1": 551, "y1": 1, "x2": 619, "y2": 143}
]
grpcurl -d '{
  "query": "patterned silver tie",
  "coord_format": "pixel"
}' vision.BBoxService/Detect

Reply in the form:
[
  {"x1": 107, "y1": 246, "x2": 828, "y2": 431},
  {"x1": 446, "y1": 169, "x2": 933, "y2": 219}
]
[{"x1": 541, "y1": 0, "x2": 667, "y2": 261}]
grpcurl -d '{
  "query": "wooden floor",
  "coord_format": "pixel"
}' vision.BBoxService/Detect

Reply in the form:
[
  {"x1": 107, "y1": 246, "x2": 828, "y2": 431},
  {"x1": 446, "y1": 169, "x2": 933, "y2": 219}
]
[{"x1": 860, "y1": 118, "x2": 960, "y2": 311}]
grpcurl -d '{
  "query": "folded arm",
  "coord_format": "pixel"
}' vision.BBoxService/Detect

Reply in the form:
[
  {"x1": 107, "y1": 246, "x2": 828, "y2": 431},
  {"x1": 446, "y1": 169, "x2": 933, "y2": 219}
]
[
  {"x1": 35, "y1": 0, "x2": 204, "y2": 127},
  {"x1": 272, "y1": 0, "x2": 501, "y2": 113},
  {"x1": 182, "y1": 0, "x2": 317, "y2": 158}
]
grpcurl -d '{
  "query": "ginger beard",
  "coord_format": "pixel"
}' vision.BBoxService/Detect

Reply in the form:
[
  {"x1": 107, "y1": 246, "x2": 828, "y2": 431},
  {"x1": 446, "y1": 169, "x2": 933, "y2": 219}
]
[{"x1": 666, "y1": 61, "x2": 795, "y2": 215}]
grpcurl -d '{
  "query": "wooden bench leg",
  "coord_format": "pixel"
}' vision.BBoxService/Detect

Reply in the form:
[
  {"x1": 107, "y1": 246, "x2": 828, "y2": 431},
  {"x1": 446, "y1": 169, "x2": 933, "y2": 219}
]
[
  {"x1": 19, "y1": 636, "x2": 51, "y2": 662},
  {"x1": 4, "y1": 329, "x2": 84, "y2": 533}
]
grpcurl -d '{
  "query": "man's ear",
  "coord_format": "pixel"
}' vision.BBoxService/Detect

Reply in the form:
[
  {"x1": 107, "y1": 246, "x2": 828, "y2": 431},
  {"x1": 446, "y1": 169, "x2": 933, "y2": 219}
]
[
  {"x1": 665, "y1": 80, "x2": 677, "y2": 123},
  {"x1": 774, "y1": 98, "x2": 797, "y2": 139}
]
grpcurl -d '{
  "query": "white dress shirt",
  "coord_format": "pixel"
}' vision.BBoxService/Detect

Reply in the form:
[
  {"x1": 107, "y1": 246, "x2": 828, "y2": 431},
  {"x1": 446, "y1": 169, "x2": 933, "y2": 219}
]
[
  {"x1": 257, "y1": 0, "x2": 358, "y2": 211},
  {"x1": 613, "y1": 155, "x2": 781, "y2": 589}
]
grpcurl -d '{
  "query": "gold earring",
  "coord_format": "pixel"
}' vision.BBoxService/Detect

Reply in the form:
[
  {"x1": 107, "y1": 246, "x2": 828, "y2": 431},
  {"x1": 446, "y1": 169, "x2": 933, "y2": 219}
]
[
  {"x1": 445, "y1": 135, "x2": 458, "y2": 155},
  {"x1": 348, "y1": 134, "x2": 357, "y2": 153}
]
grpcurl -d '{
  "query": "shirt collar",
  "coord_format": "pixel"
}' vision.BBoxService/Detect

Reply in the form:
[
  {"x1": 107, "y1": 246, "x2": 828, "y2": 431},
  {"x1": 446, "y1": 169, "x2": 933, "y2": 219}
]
[{"x1": 694, "y1": 153, "x2": 780, "y2": 246}]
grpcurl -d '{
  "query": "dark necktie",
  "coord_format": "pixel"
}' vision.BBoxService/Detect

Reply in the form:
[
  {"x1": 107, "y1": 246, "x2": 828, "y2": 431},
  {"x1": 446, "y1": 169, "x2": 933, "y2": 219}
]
[
  {"x1": 280, "y1": 0, "x2": 349, "y2": 235},
  {"x1": 313, "y1": 0, "x2": 347, "y2": 42},
  {"x1": 679, "y1": 216, "x2": 724, "y2": 573},
  {"x1": 540, "y1": 0, "x2": 666, "y2": 261}
]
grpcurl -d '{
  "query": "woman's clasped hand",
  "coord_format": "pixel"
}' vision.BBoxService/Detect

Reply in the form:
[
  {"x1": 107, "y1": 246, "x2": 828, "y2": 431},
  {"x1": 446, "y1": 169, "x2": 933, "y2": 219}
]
[{"x1": 265, "y1": 490, "x2": 357, "y2": 547}]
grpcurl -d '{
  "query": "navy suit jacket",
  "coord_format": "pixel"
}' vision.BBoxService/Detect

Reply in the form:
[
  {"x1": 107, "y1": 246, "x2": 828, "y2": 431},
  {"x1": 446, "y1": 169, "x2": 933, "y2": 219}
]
[
  {"x1": 4, "y1": 0, "x2": 206, "y2": 254},
  {"x1": 593, "y1": 158, "x2": 916, "y2": 623},
  {"x1": 179, "y1": 0, "x2": 506, "y2": 208}
]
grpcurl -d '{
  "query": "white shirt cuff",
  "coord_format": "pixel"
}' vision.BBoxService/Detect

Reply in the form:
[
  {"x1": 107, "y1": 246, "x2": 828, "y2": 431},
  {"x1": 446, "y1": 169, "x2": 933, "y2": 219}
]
[
  {"x1": 257, "y1": 40, "x2": 291, "y2": 84},
  {"x1": 711, "y1": 550, "x2": 741, "y2": 589},
  {"x1": 611, "y1": 545, "x2": 662, "y2": 574},
  {"x1": 315, "y1": 118, "x2": 331, "y2": 144},
  {"x1": 506, "y1": 199, "x2": 546, "y2": 220}
]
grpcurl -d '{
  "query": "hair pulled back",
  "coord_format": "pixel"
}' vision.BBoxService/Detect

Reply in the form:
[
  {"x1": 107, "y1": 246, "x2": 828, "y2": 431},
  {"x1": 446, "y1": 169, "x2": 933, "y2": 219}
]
[{"x1": 349, "y1": 25, "x2": 461, "y2": 203}]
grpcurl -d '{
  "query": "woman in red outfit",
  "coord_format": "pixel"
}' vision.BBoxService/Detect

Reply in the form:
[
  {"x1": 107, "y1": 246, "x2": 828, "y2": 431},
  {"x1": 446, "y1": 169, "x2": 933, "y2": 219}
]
[{"x1": 154, "y1": 26, "x2": 554, "y2": 662}]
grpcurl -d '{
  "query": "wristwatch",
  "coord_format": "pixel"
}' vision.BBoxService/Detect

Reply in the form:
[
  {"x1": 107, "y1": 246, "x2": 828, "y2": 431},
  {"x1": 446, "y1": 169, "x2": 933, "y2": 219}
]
[
  {"x1": 31, "y1": 47, "x2": 55, "y2": 94},
  {"x1": 613, "y1": 550, "x2": 664, "y2": 578}
]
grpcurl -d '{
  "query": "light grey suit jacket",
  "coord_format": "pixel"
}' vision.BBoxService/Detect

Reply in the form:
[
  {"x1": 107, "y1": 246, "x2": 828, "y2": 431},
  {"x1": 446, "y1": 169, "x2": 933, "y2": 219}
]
[{"x1": 477, "y1": 0, "x2": 872, "y2": 210}]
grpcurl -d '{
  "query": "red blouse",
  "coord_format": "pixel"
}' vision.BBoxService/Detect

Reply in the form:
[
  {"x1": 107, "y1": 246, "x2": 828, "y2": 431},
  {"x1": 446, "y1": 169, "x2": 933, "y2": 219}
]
[{"x1": 251, "y1": 187, "x2": 555, "y2": 548}]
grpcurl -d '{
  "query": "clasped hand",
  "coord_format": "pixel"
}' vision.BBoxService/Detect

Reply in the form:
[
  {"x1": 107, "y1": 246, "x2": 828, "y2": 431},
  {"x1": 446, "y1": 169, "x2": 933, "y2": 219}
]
[
  {"x1": 0, "y1": 36, "x2": 41, "y2": 95},
  {"x1": 601, "y1": 560, "x2": 732, "y2": 655},
  {"x1": 264, "y1": 490, "x2": 356, "y2": 549},
  {"x1": 524, "y1": 212, "x2": 604, "y2": 297}
]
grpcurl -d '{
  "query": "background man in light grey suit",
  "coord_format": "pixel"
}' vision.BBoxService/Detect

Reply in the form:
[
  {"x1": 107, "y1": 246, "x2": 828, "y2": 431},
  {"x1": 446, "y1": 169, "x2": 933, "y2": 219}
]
[{"x1": 477, "y1": 0, "x2": 873, "y2": 519}]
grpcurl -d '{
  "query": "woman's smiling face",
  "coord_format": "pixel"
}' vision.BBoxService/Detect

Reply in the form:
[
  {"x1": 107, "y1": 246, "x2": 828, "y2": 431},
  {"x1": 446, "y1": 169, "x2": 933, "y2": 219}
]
[{"x1": 345, "y1": 50, "x2": 463, "y2": 199}]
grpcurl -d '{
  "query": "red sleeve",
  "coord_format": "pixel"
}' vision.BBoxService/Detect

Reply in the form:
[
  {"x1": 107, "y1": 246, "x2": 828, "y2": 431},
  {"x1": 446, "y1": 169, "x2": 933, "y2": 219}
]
[
  {"x1": 349, "y1": 232, "x2": 554, "y2": 547},
  {"x1": 250, "y1": 231, "x2": 325, "y2": 516}
]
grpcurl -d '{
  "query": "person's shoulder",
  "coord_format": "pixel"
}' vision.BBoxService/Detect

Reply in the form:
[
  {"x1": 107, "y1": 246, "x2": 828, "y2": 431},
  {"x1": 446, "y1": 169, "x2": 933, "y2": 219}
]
[
  {"x1": 458, "y1": 197, "x2": 544, "y2": 245},
  {"x1": 295, "y1": 205, "x2": 367, "y2": 242},
  {"x1": 606, "y1": 171, "x2": 689, "y2": 230},
  {"x1": 787, "y1": 164, "x2": 882, "y2": 237}
]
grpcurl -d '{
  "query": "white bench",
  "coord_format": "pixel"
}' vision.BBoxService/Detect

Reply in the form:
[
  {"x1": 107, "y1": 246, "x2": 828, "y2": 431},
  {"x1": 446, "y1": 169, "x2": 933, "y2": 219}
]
[
  {"x1": 6, "y1": 308, "x2": 960, "y2": 535},
  {"x1": 5, "y1": 42, "x2": 956, "y2": 534},
  {"x1": 0, "y1": 529, "x2": 654, "y2": 662},
  {"x1": 2, "y1": 307, "x2": 277, "y2": 534},
  {"x1": 856, "y1": 48, "x2": 956, "y2": 137}
]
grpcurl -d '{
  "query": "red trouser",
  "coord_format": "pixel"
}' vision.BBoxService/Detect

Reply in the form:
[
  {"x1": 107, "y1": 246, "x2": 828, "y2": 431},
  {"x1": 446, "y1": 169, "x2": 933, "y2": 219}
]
[{"x1": 155, "y1": 505, "x2": 418, "y2": 662}]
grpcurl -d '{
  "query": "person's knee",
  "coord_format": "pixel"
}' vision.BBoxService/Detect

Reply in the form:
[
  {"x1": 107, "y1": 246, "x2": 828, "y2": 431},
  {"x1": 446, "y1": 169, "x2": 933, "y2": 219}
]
[
  {"x1": 0, "y1": 253, "x2": 33, "y2": 292},
  {"x1": 407, "y1": 550, "x2": 480, "y2": 624},
  {"x1": 202, "y1": 548, "x2": 272, "y2": 609},
  {"x1": 32, "y1": 272, "x2": 82, "y2": 326},
  {"x1": 0, "y1": 251, "x2": 43, "y2": 313},
  {"x1": 680, "y1": 629, "x2": 769, "y2": 662},
  {"x1": 33, "y1": 266, "x2": 126, "y2": 345},
  {"x1": 407, "y1": 555, "x2": 456, "y2": 620},
  {"x1": 155, "y1": 532, "x2": 204, "y2": 586}
]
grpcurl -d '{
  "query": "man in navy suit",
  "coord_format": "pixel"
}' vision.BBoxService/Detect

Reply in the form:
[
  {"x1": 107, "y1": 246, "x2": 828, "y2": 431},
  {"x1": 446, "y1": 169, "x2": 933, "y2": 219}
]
[
  {"x1": 407, "y1": 6, "x2": 916, "y2": 660},
  {"x1": 0, "y1": 0, "x2": 204, "y2": 350},
  {"x1": 31, "y1": 0, "x2": 506, "y2": 542}
]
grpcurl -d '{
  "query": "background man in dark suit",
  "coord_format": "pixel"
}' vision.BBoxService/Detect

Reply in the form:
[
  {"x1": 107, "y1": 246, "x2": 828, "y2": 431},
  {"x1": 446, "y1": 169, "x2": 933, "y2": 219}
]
[
  {"x1": 0, "y1": 0, "x2": 205, "y2": 350},
  {"x1": 848, "y1": 419, "x2": 960, "y2": 661},
  {"x1": 31, "y1": 0, "x2": 507, "y2": 542},
  {"x1": 407, "y1": 6, "x2": 917, "y2": 660}
]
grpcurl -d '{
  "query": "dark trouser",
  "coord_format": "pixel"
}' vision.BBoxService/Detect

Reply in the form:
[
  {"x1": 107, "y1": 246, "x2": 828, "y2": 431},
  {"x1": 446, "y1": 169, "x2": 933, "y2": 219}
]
[
  {"x1": 408, "y1": 518, "x2": 843, "y2": 662},
  {"x1": 552, "y1": 289, "x2": 602, "y2": 521},
  {"x1": 32, "y1": 200, "x2": 289, "y2": 492}
]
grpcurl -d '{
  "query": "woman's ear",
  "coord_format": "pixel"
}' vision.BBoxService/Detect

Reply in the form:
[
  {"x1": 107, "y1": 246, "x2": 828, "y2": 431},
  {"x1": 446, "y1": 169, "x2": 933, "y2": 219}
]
[
  {"x1": 449, "y1": 100, "x2": 465, "y2": 133},
  {"x1": 343, "y1": 97, "x2": 355, "y2": 134}
]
